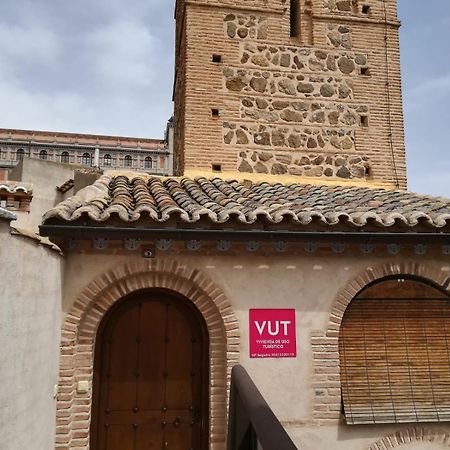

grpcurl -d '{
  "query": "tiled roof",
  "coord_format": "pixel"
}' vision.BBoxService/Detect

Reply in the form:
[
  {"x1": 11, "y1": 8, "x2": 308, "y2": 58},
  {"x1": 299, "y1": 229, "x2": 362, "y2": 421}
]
[
  {"x1": 0, "y1": 181, "x2": 33, "y2": 194},
  {"x1": 42, "y1": 174, "x2": 450, "y2": 230}
]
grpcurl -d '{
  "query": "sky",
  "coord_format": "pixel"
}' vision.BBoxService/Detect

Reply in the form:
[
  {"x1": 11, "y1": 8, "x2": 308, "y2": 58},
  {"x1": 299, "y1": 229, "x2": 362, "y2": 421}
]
[{"x1": 0, "y1": 0, "x2": 448, "y2": 197}]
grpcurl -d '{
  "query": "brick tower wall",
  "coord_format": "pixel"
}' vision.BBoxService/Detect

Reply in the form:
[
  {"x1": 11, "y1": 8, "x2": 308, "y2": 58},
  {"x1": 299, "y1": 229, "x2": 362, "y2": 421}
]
[{"x1": 173, "y1": 0, "x2": 406, "y2": 188}]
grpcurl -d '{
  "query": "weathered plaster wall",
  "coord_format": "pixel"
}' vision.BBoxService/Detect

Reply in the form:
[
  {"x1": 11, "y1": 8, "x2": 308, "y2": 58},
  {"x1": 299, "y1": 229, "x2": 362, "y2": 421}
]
[
  {"x1": 9, "y1": 158, "x2": 75, "y2": 232},
  {"x1": 60, "y1": 248, "x2": 450, "y2": 450},
  {"x1": 0, "y1": 223, "x2": 62, "y2": 450}
]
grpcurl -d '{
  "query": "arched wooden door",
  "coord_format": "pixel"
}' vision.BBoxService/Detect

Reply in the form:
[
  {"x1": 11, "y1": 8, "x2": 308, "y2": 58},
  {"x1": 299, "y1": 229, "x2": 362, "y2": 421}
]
[{"x1": 91, "y1": 291, "x2": 209, "y2": 450}]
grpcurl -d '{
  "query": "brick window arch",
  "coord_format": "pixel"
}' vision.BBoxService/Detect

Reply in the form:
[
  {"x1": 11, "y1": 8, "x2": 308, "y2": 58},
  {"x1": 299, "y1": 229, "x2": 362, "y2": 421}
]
[
  {"x1": 55, "y1": 259, "x2": 239, "y2": 450},
  {"x1": 367, "y1": 428, "x2": 450, "y2": 449},
  {"x1": 340, "y1": 276, "x2": 450, "y2": 425},
  {"x1": 311, "y1": 262, "x2": 450, "y2": 423}
]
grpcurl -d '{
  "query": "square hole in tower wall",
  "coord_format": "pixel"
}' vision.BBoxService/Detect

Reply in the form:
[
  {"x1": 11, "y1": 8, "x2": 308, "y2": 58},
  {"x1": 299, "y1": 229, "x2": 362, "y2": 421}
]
[
  {"x1": 211, "y1": 109, "x2": 220, "y2": 117},
  {"x1": 360, "y1": 67, "x2": 370, "y2": 76},
  {"x1": 212, "y1": 54, "x2": 222, "y2": 63},
  {"x1": 360, "y1": 115, "x2": 369, "y2": 127},
  {"x1": 362, "y1": 5, "x2": 371, "y2": 14},
  {"x1": 211, "y1": 163, "x2": 222, "y2": 172}
]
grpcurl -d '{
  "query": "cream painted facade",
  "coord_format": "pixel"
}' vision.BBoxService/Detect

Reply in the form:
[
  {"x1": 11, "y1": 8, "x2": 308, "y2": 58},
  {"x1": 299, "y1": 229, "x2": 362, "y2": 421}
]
[
  {"x1": 0, "y1": 0, "x2": 449, "y2": 449},
  {"x1": 0, "y1": 219, "x2": 62, "y2": 450},
  {"x1": 55, "y1": 247, "x2": 450, "y2": 450}
]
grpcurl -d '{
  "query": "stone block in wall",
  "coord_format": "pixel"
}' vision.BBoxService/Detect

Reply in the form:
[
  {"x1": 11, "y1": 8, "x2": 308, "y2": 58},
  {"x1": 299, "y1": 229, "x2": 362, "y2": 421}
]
[
  {"x1": 326, "y1": 24, "x2": 353, "y2": 49},
  {"x1": 240, "y1": 43, "x2": 366, "y2": 75},
  {"x1": 322, "y1": 0, "x2": 358, "y2": 14},
  {"x1": 224, "y1": 123, "x2": 355, "y2": 152},
  {"x1": 322, "y1": 0, "x2": 386, "y2": 16},
  {"x1": 224, "y1": 13, "x2": 268, "y2": 40},
  {"x1": 237, "y1": 149, "x2": 370, "y2": 179},
  {"x1": 240, "y1": 97, "x2": 369, "y2": 126},
  {"x1": 224, "y1": 68, "x2": 354, "y2": 100}
]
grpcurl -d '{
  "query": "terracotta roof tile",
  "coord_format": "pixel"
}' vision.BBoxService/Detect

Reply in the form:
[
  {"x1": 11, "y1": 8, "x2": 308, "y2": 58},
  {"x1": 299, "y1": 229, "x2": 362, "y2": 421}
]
[
  {"x1": 42, "y1": 174, "x2": 450, "y2": 230},
  {"x1": 0, "y1": 181, "x2": 33, "y2": 195}
]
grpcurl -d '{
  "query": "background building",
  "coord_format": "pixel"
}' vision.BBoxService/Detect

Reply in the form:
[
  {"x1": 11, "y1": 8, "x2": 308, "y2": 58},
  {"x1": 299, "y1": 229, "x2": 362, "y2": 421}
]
[{"x1": 0, "y1": 125, "x2": 174, "y2": 179}]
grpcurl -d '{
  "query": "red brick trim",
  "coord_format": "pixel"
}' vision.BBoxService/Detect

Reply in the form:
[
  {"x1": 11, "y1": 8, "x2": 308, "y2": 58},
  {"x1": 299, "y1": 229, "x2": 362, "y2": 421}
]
[
  {"x1": 311, "y1": 262, "x2": 450, "y2": 422},
  {"x1": 367, "y1": 428, "x2": 450, "y2": 449},
  {"x1": 56, "y1": 259, "x2": 240, "y2": 450}
]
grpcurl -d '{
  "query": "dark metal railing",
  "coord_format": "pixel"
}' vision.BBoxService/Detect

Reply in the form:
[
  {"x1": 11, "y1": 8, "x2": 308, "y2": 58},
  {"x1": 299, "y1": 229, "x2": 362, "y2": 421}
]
[{"x1": 227, "y1": 365, "x2": 298, "y2": 450}]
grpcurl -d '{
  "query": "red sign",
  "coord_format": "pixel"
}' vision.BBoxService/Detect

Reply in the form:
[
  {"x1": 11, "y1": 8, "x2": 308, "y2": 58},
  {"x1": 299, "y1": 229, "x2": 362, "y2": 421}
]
[{"x1": 249, "y1": 309, "x2": 297, "y2": 358}]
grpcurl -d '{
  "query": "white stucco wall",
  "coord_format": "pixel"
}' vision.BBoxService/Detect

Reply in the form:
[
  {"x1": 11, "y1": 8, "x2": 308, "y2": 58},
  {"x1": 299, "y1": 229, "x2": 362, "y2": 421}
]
[
  {"x1": 9, "y1": 158, "x2": 75, "y2": 232},
  {"x1": 61, "y1": 248, "x2": 450, "y2": 450},
  {"x1": 0, "y1": 222, "x2": 62, "y2": 450}
]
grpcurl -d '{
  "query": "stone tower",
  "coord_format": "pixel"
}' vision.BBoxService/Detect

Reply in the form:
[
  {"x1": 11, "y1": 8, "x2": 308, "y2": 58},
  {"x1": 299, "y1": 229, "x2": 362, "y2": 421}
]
[{"x1": 173, "y1": 0, "x2": 406, "y2": 189}]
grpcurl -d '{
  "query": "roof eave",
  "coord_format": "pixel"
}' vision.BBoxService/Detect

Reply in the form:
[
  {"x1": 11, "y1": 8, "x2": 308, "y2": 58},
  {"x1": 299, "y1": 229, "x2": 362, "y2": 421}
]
[{"x1": 39, "y1": 223, "x2": 450, "y2": 245}]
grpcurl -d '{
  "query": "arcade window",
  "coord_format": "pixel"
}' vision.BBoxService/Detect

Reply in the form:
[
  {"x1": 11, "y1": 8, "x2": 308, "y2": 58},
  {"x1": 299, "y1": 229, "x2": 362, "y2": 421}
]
[
  {"x1": 103, "y1": 154, "x2": 112, "y2": 167},
  {"x1": 16, "y1": 149, "x2": 25, "y2": 161},
  {"x1": 39, "y1": 149, "x2": 48, "y2": 160},
  {"x1": 144, "y1": 156, "x2": 153, "y2": 169},
  {"x1": 340, "y1": 277, "x2": 450, "y2": 425},
  {"x1": 81, "y1": 153, "x2": 92, "y2": 166},
  {"x1": 61, "y1": 151, "x2": 70, "y2": 164},
  {"x1": 124, "y1": 155, "x2": 133, "y2": 168}
]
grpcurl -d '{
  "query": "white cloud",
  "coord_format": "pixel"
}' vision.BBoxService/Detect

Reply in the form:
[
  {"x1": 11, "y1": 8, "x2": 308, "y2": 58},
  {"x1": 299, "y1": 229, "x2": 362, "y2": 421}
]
[
  {"x1": 407, "y1": 73, "x2": 450, "y2": 99},
  {"x1": 0, "y1": 77, "x2": 92, "y2": 132},
  {"x1": 0, "y1": 1, "x2": 174, "y2": 138},
  {"x1": 408, "y1": 168, "x2": 450, "y2": 198},
  {"x1": 85, "y1": 20, "x2": 158, "y2": 87},
  {"x1": 0, "y1": 23, "x2": 61, "y2": 66}
]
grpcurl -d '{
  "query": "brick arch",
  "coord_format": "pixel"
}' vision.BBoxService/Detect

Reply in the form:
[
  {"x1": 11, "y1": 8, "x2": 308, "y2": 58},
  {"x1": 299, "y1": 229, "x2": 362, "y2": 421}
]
[
  {"x1": 367, "y1": 428, "x2": 450, "y2": 449},
  {"x1": 56, "y1": 259, "x2": 240, "y2": 450},
  {"x1": 311, "y1": 262, "x2": 450, "y2": 422}
]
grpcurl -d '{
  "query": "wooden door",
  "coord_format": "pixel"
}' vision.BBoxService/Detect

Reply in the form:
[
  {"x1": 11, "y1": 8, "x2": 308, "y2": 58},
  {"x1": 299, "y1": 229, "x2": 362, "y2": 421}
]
[{"x1": 91, "y1": 292, "x2": 208, "y2": 450}]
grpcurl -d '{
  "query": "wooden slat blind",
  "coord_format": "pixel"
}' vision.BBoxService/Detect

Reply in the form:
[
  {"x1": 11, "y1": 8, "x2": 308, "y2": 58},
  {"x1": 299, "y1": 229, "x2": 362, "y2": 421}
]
[{"x1": 340, "y1": 279, "x2": 450, "y2": 425}]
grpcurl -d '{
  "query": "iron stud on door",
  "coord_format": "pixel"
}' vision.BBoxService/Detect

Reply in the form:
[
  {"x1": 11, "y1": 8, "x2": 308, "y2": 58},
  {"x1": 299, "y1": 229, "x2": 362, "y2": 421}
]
[{"x1": 173, "y1": 416, "x2": 182, "y2": 427}]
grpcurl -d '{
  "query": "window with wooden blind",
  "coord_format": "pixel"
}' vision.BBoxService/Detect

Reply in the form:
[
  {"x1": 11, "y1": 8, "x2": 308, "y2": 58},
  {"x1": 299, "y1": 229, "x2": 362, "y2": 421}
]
[{"x1": 340, "y1": 278, "x2": 450, "y2": 425}]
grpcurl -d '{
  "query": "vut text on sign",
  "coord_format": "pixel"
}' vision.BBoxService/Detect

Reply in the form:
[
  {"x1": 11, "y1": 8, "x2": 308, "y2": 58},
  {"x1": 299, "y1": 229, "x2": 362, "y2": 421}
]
[{"x1": 249, "y1": 309, "x2": 297, "y2": 358}]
